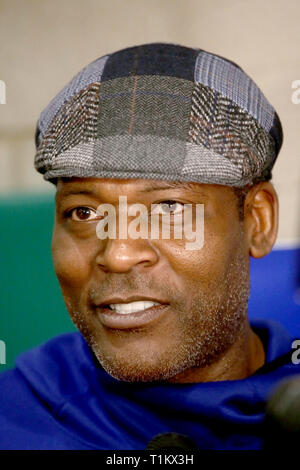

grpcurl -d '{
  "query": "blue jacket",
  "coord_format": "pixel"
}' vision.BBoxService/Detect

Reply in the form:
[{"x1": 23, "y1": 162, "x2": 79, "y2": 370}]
[{"x1": 0, "y1": 319, "x2": 299, "y2": 450}]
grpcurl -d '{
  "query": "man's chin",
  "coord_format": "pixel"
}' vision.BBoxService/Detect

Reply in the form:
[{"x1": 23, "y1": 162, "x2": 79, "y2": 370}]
[{"x1": 91, "y1": 346, "x2": 183, "y2": 383}]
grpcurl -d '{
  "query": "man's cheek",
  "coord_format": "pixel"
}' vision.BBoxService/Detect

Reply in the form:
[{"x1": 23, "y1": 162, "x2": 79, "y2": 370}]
[{"x1": 52, "y1": 233, "x2": 91, "y2": 287}]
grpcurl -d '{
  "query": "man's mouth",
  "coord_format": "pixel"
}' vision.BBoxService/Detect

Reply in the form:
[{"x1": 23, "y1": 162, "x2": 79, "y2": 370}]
[
  {"x1": 105, "y1": 300, "x2": 161, "y2": 314},
  {"x1": 95, "y1": 298, "x2": 169, "y2": 329}
]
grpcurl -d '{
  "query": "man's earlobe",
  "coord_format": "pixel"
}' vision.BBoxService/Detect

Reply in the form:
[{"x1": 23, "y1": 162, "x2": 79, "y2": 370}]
[{"x1": 244, "y1": 182, "x2": 279, "y2": 258}]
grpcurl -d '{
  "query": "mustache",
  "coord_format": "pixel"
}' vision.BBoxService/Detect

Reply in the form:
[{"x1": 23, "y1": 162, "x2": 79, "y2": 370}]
[{"x1": 87, "y1": 274, "x2": 175, "y2": 304}]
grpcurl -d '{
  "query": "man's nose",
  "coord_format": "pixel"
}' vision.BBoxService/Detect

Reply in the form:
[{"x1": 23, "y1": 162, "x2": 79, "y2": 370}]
[{"x1": 95, "y1": 238, "x2": 159, "y2": 273}]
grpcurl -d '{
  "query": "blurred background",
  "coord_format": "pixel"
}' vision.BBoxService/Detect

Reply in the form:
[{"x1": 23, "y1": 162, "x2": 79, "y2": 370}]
[{"x1": 0, "y1": 0, "x2": 299, "y2": 370}]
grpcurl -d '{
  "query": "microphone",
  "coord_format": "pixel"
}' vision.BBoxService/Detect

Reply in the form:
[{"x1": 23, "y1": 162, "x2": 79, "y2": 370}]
[
  {"x1": 146, "y1": 432, "x2": 198, "y2": 452},
  {"x1": 264, "y1": 375, "x2": 300, "y2": 449}
]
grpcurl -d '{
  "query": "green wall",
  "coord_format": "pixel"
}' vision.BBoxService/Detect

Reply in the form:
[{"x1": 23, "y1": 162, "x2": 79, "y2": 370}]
[{"x1": 0, "y1": 192, "x2": 76, "y2": 371}]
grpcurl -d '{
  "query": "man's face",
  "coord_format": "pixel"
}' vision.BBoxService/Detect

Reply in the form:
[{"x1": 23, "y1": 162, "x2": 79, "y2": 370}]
[{"x1": 52, "y1": 177, "x2": 250, "y2": 382}]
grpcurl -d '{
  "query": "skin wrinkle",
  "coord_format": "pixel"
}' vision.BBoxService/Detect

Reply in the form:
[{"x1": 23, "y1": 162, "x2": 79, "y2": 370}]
[{"x1": 52, "y1": 177, "x2": 268, "y2": 383}]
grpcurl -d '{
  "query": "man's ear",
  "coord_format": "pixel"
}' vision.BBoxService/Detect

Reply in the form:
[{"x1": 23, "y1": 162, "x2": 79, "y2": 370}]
[{"x1": 244, "y1": 182, "x2": 279, "y2": 258}]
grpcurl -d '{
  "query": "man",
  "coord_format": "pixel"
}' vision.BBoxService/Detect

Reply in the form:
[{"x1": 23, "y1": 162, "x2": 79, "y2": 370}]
[{"x1": 0, "y1": 43, "x2": 299, "y2": 450}]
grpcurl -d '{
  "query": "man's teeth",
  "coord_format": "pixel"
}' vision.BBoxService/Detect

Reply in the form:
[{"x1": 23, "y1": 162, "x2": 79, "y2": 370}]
[{"x1": 108, "y1": 301, "x2": 161, "y2": 314}]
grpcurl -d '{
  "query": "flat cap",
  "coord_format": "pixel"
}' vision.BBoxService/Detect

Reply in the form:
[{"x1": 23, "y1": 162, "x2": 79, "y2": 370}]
[{"x1": 34, "y1": 42, "x2": 283, "y2": 187}]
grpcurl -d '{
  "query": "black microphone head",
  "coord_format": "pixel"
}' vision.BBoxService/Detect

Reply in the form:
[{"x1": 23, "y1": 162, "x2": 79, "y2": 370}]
[
  {"x1": 146, "y1": 432, "x2": 198, "y2": 452},
  {"x1": 264, "y1": 375, "x2": 300, "y2": 448}
]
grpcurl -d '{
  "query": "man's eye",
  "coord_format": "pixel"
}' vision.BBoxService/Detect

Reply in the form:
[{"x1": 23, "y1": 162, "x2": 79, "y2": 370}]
[
  {"x1": 66, "y1": 207, "x2": 98, "y2": 221},
  {"x1": 152, "y1": 200, "x2": 184, "y2": 215}
]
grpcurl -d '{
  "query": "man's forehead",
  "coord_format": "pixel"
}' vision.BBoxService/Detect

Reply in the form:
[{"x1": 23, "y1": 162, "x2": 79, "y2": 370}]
[{"x1": 55, "y1": 177, "x2": 214, "y2": 198}]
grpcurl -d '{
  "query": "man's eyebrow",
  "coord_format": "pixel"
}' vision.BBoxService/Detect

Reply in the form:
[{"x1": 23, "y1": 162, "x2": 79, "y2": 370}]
[
  {"x1": 55, "y1": 181, "x2": 207, "y2": 202},
  {"x1": 55, "y1": 188, "x2": 98, "y2": 202},
  {"x1": 140, "y1": 181, "x2": 206, "y2": 194}
]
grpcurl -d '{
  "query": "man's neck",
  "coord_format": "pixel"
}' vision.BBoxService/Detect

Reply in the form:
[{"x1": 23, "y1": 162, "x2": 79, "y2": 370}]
[{"x1": 167, "y1": 322, "x2": 266, "y2": 383}]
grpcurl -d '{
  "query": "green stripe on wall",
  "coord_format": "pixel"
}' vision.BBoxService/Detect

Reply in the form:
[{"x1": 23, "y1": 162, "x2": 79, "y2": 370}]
[{"x1": 0, "y1": 193, "x2": 76, "y2": 371}]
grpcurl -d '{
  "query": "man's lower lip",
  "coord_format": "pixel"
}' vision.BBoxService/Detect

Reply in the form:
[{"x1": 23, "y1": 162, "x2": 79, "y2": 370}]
[{"x1": 95, "y1": 304, "x2": 169, "y2": 329}]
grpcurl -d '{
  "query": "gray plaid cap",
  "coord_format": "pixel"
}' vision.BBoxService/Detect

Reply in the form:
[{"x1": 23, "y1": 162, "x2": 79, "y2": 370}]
[{"x1": 34, "y1": 43, "x2": 283, "y2": 187}]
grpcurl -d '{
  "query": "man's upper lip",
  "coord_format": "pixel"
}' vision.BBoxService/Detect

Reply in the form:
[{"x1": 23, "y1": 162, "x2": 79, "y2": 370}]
[{"x1": 95, "y1": 296, "x2": 169, "y2": 306}]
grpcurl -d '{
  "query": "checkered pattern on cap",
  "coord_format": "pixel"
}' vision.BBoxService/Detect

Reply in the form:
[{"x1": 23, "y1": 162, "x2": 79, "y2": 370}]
[{"x1": 34, "y1": 43, "x2": 283, "y2": 187}]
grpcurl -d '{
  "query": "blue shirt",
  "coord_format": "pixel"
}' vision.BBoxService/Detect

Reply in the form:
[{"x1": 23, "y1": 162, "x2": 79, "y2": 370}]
[{"x1": 0, "y1": 319, "x2": 299, "y2": 450}]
